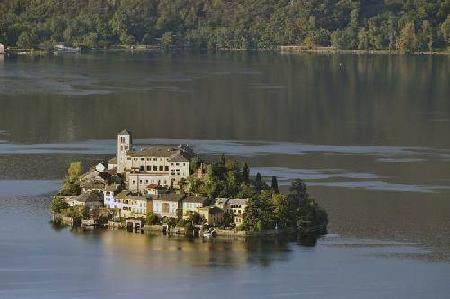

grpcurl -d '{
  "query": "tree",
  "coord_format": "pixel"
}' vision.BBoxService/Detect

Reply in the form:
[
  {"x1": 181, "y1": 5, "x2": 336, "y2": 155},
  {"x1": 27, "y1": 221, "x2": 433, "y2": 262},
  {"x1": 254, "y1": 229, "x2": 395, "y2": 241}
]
[
  {"x1": 271, "y1": 176, "x2": 279, "y2": 193},
  {"x1": 146, "y1": 212, "x2": 160, "y2": 225},
  {"x1": 242, "y1": 191, "x2": 275, "y2": 232},
  {"x1": 185, "y1": 211, "x2": 203, "y2": 225},
  {"x1": 290, "y1": 179, "x2": 308, "y2": 200},
  {"x1": 49, "y1": 197, "x2": 69, "y2": 214},
  {"x1": 271, "y1": 193, "x2": 289, "y2": 228},
  {"x1": 17, "y1": 31, "x2": 33, "y2": 49},
  {"x1": 161, "y1": 31, "x2": 173, "y2": 50},
  {"x1": 420, "y1": 20, "x2": 433, "y2": 53},
  {"x1": 242, "y1": 162, "x2": 250, "y2": 183},
  {"x1": 68, "y1": 162, "x2": 83, "y2": 179},
  {"x1": 441, "y1": 15, "x2": 450, "y2": 48},
  {"x1": 163, "y1": 217, "x2": 177, "y2": 229},
  {"x1": 397, "y1": 22, "x2": 418, "y2": 54},
  {"x1": 59, "y1": 162, "x2": 82, "y2": 196},
  {"x1": 221, "y1": 211, "x2": 235, "y2": 228}
]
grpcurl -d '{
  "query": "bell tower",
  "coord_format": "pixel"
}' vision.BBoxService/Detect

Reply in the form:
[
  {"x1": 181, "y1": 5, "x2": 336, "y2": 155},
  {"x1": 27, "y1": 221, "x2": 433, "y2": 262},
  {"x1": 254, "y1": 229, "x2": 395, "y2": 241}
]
[{"x1": 117, "y1": 129, "x2": 132, "y2": 173}]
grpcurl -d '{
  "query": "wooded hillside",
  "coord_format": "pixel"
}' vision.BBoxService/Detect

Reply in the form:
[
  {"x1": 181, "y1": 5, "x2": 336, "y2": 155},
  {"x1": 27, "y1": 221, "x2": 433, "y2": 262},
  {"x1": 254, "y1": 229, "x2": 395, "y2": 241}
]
[{"x1": 0, "y1": 0, "x2": 449, "y2": 52}]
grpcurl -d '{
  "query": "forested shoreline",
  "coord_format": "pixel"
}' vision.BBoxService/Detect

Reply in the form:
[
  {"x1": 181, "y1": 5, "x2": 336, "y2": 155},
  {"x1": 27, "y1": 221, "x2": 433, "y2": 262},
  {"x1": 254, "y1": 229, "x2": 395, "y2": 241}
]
[{"x1": 1, "y1": 0, "x2": 449, "y2": 53}]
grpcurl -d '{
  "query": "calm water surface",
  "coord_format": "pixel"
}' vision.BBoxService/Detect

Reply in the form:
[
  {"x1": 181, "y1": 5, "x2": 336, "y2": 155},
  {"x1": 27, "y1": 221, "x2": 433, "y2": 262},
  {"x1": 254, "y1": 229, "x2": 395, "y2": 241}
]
[{"x1": 0, "y1": 52, "x2": 449, "y2": 298}]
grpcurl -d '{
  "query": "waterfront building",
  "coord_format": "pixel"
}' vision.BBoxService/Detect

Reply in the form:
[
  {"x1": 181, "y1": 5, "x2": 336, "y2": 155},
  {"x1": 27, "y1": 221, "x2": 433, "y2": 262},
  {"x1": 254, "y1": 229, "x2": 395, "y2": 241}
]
[
  {"x1": 228, "y1": 198, "x2": 248, "y2": 225},
  {"x1": 198, "y1": 206, "x2": 224, "y2": 226},
  {"x1": 214, "y1": 198, "x2": 248, "y2": 225},
  {"x1": 114, "y1": 129, "x2": 192, "y2": 191},
  {"x1": 182, "y1": 195, "x2": 209, "y2": 216},
  {"x1": 65, "y1": 192, "x2": 103, "y2": 209},
  {"x1": 152, "y1": 193, "x2": 185, "y2": 218},
  {"x1": 116, "y1": 191, "x2": 150, "y2": 218},
  {"x1": 0, "y1": 44, "x2": 4, "y2": 54}
]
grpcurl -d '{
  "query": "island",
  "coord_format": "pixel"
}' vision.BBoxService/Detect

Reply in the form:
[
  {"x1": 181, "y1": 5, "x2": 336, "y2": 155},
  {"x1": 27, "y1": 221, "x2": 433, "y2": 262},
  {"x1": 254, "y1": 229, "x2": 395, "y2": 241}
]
[{"x1": 50, "y1": 129, "x2": 328, "y2": 238}]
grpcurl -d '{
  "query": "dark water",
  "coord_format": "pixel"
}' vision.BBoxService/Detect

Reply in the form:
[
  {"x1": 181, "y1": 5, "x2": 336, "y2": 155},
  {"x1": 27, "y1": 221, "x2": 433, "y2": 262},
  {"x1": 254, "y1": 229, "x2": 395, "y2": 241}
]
[{"x1": 0, "y1": 52, "x2": 449, "y2": 298}]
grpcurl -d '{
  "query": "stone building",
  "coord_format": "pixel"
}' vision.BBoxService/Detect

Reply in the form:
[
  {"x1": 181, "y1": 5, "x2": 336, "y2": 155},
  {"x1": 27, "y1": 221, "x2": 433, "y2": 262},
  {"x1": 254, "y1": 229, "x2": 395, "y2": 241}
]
[
  {"x1": 114, "y1": 129, "x2": 192, "y2": 191},
  {"x1": 152, "y1": 193, "x2": 185, "y2": 218},
  {"x1": 182, "y1": 195, "x2": 209, "y2": 216},
  {"x1": 214, "y1": 198, "x2": 249, "y2": 225}
]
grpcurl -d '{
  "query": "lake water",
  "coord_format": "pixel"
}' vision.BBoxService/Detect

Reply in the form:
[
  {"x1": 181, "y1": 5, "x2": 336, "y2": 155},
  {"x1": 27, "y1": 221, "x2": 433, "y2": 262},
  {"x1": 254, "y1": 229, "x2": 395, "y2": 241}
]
[{"x1": 0, "y1": 52, "x2": 449, "y2": 298}]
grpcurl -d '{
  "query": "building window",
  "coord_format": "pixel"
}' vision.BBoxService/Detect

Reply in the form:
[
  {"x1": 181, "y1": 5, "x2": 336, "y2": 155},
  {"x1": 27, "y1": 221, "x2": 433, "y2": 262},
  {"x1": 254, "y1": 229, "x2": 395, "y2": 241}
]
[
  {"x1": 147, "y1": 166, "x2": 151, "y2": 171},
  {"x1": 132, "y1": 180, "x2": 136, "y2": 184},
  {"x1": 176, "y1": 163, "x2": 179, "y2": 166},
  {"x1": 141, "y1": 158, "x2": 144, "y2": 161},
  {"x1": 165, "y1": 166, "x2": 169, "y2": 171},
  {"x1": 171, "y1": 163, "x2": 174, "y2": 166},
  {"x1": 140, "y1": 166, "x2": 144, "y2": 171},
  {"x1": 127, "y1": 158, "x2": 131, "y2": 160},
  {"x1": 145, "y1": 180, "x2": 148, "y2": 183},
  {"x1": 153, "y1": 158, "x2": 157, "y2": 161},
  {"x1": 159, "y1": 166, "x2": 163, "y2": 171},
  {"x1": 153, "y1": 166, "x2": 157, "y2": 171}
]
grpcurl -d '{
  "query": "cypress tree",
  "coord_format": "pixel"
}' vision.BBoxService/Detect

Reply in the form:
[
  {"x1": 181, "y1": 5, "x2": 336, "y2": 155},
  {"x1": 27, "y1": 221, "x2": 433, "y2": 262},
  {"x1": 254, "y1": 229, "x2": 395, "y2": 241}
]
[
  {"x1": 242, "y1": 162, "x2": 250, "y2": 183},
  {"x1": 271, "y1": 176, "x2": 279, "y2": 193}
]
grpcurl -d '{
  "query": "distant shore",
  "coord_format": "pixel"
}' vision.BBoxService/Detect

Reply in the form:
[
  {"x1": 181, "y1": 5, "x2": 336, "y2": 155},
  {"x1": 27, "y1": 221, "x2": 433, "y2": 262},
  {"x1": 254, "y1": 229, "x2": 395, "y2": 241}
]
[
  {"x1": 280, "y1": 46, "x2": 450, "y2": 56},
  {"x1": 3, "y1": 44, "x2": 449, "y2": 57}
]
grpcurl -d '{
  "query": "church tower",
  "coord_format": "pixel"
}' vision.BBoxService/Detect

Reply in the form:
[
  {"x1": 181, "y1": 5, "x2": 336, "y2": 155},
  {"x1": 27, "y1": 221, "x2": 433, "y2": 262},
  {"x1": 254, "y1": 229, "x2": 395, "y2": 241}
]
[{"x1": 117, "y1": 129, "x2": 132, "y2": 173}]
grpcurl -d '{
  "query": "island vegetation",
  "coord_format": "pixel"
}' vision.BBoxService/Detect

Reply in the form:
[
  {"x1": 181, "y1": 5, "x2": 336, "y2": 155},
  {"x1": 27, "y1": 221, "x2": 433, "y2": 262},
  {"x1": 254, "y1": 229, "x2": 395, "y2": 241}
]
[{"x1": 1, "y1": 0, "x2": 449, "y2": 53}]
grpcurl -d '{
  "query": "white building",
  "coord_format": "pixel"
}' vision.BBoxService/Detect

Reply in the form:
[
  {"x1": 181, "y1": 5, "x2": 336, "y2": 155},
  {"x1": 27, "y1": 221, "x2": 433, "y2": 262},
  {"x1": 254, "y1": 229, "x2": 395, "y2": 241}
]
[
  {"x1": 116, "y1": 191, "x2": 150, "y2": 218},
  {"x1": 103, "y1": 184, "x2": 122, "y2": 209},
  {"x1": 115, "y1": 129, "x2": 192, "y2": 191},
  {"x1": 152, "y1": 193, "x2": 185, "y2": 218}
]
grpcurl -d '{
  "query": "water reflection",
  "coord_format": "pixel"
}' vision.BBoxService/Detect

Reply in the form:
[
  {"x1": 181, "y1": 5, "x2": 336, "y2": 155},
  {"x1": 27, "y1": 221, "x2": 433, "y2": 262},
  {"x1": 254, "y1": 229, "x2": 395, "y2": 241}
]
[{"x1": 0, "y1": 53, "x2": 448, "y2": 146}]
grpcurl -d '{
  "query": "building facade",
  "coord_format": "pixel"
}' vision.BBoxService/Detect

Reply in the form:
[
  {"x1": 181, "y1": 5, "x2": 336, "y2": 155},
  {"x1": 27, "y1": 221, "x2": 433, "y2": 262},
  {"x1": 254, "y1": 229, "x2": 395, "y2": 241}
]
[
  {"x1": 182, "y1": 195, "x2": 209, "y2": 216},
  {"x1": 214, "y1": 198, "x2": 248, "y2": 225},
  {"x1": 115, "y1": 129, "x2": 192, "y2": 191},
  {"x1": 152, "y1": 193, "x2": 185, "y2": 218}
]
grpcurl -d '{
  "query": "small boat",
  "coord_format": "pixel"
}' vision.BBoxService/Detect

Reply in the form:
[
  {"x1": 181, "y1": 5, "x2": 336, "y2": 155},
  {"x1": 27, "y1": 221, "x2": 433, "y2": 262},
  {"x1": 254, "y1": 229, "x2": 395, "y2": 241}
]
[
  {"x1": 54, "y1": 44, "x2": 81, "y2": 53},
  {"x1": 202, "y1": 228, "x2": 216, "y2": 239}
]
